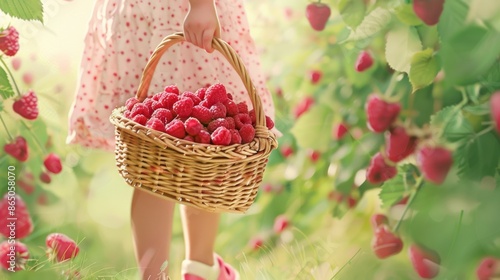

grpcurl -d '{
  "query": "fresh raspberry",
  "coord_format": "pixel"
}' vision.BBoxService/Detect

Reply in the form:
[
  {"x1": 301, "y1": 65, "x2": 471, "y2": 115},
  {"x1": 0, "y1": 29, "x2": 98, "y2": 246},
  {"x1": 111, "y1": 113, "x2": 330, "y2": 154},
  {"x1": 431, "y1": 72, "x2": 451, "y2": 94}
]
[
  {"x1": 184, "y1": 117, "x2": 203, "y2": 136},
  {"x1": 366, "y1": 152, "x2": 397, "y2": 184},
  {"x1": 211, "y1": 127, "x2": 232, "y2": 145},
  {"x1": 239, "y1": 124, "x2": 255, "y2": 144},
  {"x1": 366, "y1": 94, "x2": 401, "y2": 133},
  {"x1": 146, "y1": 118, "x2": 166, "y2": 132},
  {"x1": 265, "y1": 116, "x2": 275, "y2": 130},
  {"x1": 13, "y1": 90, "x2": 38, "y2": 120},
  {"x1": 124, "y1": 110, "x2": 131, "y2": 118},
  {"x1": 225, "y1": 117, "x2": 236, "y2": 129},
  {"x1": 273, "y1": 215, "x2": 290, "y2": 234},
  {"x1": 46, "y1": 233, "x2": 80, "y2": 262},
  {"x1": 332, "y1": 123, "x2": 348, "y2": 140},
  {"x1": 195, "y1": 130, "x2": 211, "y2": 144},
  {"x1": 125, "y1": 97, "x2": 139, "y2": 111},
  {"x1": 184, "y1": 135, "x2": 195, "y2": 142},
  {"x1": 234, "y1": 113, "x2": 252, "y2": 129},
  {"x1": 230, "y1": 129, "x2": 242, "y2": 144},
  {"x1": 4, "y1": 136, "x2": 29, "y2": 162},
  {"x1": 142, "y1": 98, "x2": 155, "y2": 114},
  {"x1": 249, "y1": 237, "x2": 264, "y2": 251},
  {"x1": 370, "y1": 214, "x2": 389, "y2": 229},
  {"x1": 151, "y1": 101, "x2": 164, "y2": 111},
  {"x1": 164, "y1": 84, "x2": 180, "y2": 95},
  {"x1": 355, "y1": 51, "x2": 374, "y2": 72},
  {"x1": 294, "y1": 97, "x2": 315, "y2": 118},
  {"x1": 191, "y1": 105, "x2": 212, "y2": 124},
  {"x1": 210, "y1": 102, "x2": 227, "y2": 119},
  {"x1": 308, "y1": 150, "x2": 321, "y2": 162},
  {"x1": 371, "y1": 225, "x2": 403, "y2": 259},
  {"x1": 151, "y1": 108, "x2": 173, "y2": 124},
  {"x1": 195, "y1": 87, "x2": 207, "y2": 100},
  {"x1": 416, "y1": 146, "x2": 453, "y2": 185},
  {"x1": 385, "y1": 126, "x2": 417, "y2": 162},
  {"x1": 280, "y1": 145, "x2": 294, "y2": 158},
  {"x1": 236, "y1": 102, "x2": 249, "y2": 114},
  {"x1": 205, "y1": 83, "x2": 228, "y2": 107},
  {"x1": 409, "y1": 244, "x2": 441, "y2": 279},
  {"x1": 0, "y1": 241, "x2": 29, "y2": 271},
  {"x1": 227, "y1": 93, "x2": 234, "y2": 100},
  {"x1": 159, "y1": 93, "x2": 179, "y2": 110},
  {"x1": 152, "y1": 92, "x2": 167, "y2": 101},
  {"x1": 44, "y1": 153, "x2": 63, "y2": 174},
  {"x1": 0, "y1": 26, "x2": 20, "y2": 56},
  {"x1": 477, "y1": 257, "x2": 500, "y2": 280},
  {"x1": 490, "y1": 92, "x2": 500, "y2": 133},
  {"x1": 165, "y1": 119, "x2": 186, "y2": 139},
  {"x1": 173, "y1": 97, "x2": 194, "y2": 118},
  {"x1": 309, "y1": 70, "x2": 322, "y2": 84},
  {"x1": 132, "y1": 114, "x2": 148, "y2": 125},
  {"x1": 0, "y1": 194, "x2": 33, "y2": 239},
  {"x1": 413, "y1": 0, "x2": 445, "y2": 26},
  {"x1": 40, "y1": 172, "x2": 51, "y2": 184},
  {"x1": 249, "y1": 110, "x2": 256, "y2": 124},
  {"x1": 199, "y1": 99, "x2": 210, "y2": 108},
  {"x1": 131, "y1": 103, "x2": 151, "y2": 118},
  {"x1": 182, "y1": 91, "x2": 201, "y2": 105},
  {"x1": 224, "y1": 100, "x2": 239, "y2": 116},
  {"x1": 207, "y1": 118, "x2": 229, "y2": 133}
]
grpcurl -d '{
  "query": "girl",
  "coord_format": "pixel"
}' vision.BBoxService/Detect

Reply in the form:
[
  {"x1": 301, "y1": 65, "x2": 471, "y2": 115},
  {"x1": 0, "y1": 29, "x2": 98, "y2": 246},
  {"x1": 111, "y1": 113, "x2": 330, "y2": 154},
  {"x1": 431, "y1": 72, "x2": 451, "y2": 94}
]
[{"x1": 67, "y1": 0, "x2": 275, "y2": 279}]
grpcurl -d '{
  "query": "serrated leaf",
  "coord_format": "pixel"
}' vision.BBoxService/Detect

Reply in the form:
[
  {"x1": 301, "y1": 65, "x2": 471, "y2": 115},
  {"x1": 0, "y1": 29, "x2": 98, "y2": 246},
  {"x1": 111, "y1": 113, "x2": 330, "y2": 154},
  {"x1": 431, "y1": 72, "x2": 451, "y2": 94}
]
[
  {"x1": 290, "y1": 104, "x2": 333, "y2": 151},
  {"x1": 409, "y1": 48, "x2": 440, "y2": 92},
  {"x1": 430, "y1": 106, "x2": 475, "y2": 143},
  {"x1": 385, "y1": 26, "x2": 422, "y2": 73},
  {"x1": 379, "y1": 164, "x2": 418, "y2": 208},
  {"x1": 0, "y1": 0, "x2": 43, "y2": 22},
  {"x1": 395, "y1": 3, "x2": 423, "y2": 26},
  {"x1": 463, "y1": 103, "x2": 490, "y2": 115},
  {"x1": 0, "y1": 67, "x2": 14, "y2": 99},
  {"x1": 456, "y1": 132, "x2": 500, "y2": 181},
  {"x1": 339, "y1": 0, "x2": 366, "y2": 29},
  {"x1": 346, "y1": 8, "x2": 393, "y2": 41}
]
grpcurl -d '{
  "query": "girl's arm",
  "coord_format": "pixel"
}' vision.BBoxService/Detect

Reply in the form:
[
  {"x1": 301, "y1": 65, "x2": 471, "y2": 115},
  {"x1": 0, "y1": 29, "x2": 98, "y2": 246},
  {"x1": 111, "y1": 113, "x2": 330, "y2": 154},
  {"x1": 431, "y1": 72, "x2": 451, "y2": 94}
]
[{"x1": 183, "y1": 0, "x2": 221, "y2": 53}]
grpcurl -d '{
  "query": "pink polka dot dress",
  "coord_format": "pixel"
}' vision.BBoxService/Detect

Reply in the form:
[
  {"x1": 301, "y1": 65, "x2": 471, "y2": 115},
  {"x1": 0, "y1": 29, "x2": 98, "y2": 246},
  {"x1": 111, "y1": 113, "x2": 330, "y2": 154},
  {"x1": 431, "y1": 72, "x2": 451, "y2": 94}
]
[{"x1": 67, "y1": 0, "x2": 274, "y2": 151}]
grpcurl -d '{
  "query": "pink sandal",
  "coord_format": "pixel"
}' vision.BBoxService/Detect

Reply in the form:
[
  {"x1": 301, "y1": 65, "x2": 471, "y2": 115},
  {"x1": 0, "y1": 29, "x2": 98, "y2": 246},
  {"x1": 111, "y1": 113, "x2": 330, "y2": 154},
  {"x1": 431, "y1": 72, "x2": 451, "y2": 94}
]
[{"x1": 182, "y1": 254, "x2": 240, "y2": 280}]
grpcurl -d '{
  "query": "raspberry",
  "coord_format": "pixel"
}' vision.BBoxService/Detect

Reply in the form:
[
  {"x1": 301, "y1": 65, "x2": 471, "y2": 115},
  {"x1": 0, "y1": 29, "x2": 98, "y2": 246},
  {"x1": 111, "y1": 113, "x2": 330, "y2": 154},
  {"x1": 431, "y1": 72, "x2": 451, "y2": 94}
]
[
  {"x1": 0, "y1": 240, "x2": 29, "y2": 271},
  {"x1": 131, "y1": 103, "x2": 151, "y2": 118},
  {"x1": 239, "y1": 124, "x2": 255, "y2": 144},
  {"x1": 366, "y1": 152, "x2": 397, "y2": 184},
  {"x1": 164, "y1": 84, "x2": 180, "y2": 94},
  {"x1": 273, "y1": 215, "x2": 290, "y2": 234},
  {"x1": 13, "y1": 90, "x2": 38, "y2": 120},
  {"x1": 309, "y1": 70, "x2": 322, "y2": 84},
  {"x1": 182, "y1": 91, "x2": 201, "y2": 105},
  {"x1": 146, "y1": 118, "x2": 166, "y2": 132},
  {"x1": 366, "y1": 94, "x2": 401, "y2": 133},
  {"x1": 125, "y1": 97, "x2": 139, "y2": 111},
  {"x1": 227, "y1": 93, "x2": 234, "y2": 100},
  {"x1": 385, "y1": 126, "x2": 417, "y2": 162},
  {"x1": 0, "y1": 26, "x2": 20, "y2": 56},
  {"x1": 355, "y1": 51, "x2": 374, "y2": 72},
  {"x1": 210, "y1": 102, "x2": 227, "y2": 119},
  {"x1": 184, "y1": 117, "x2": 203, "y2": 136},
  {"x1": 40, "y1": 172, "x2": 51, "y2": 184},
  {"x1": 142, "y1": 98, "x2": 155, "y2": 114},
  {"x1": 151, "y1": 101, "x2": 164, "y2": 111},
  {"x1": 195, "y1": 87, "x2": 207, "y2": 100},
  {"x1": 249, "y1": 110, "x2": 256, "y2": 124},
  {"x1": 294, "y1": 97, "x2": 315, "y2": 118},
  {"x1": 416, "y1": 146, "x2": 453, "y2": 185},
  {"x1": 477, "y1": 257, "x2": 500, "y2": 280},
  {"x1": 225, "y1": 117, "x2": 236, "y2": 129},
  {"x1": 205, "y1": 83, "x2": 228, "y2": 106},
  {"x1": 152, "y1": 92, "x2": 167, "y2": 101},
  {"x1": 124, "y1": 110, "x2": 131, "y2": 118},
  {"x1": 183, "y1": 135, "x2": 194, "y2": 142},
  {"x1": 234, "y1": 113, "x2": 252, "y2": 129},
  {"x1": 132, "y1": 114, "x2": 148, "y2": 125},
  {"x1": 191, "y1": 105, "x2": 212, "y2": 125},
  {"x1": 370, "y1": 214, "x2": 389, "y2": 229},
  {"x1": 159, "y1": 93, "x2": 179, "y2": 110},
  {"x1": 46, "y1": 233, "x2": 80, "y2": 262},
  {"x1": 265, "y1": 116, "x2": 275, "y2": 130},
  {"x1": 224, "y1": 100, "x2": 239, "y2": 116},
  {"x1": 229, "y1": 129, "x2": 242, "y2": 144},
  {"x1": 491, "y1": 92, "x2": 500, "y2": 132},
  {"x1": 409, "y1": 244, "x2": 441, "y2": 279},
  {"x1": 151, "y1": 108, "x2": 173, "y2": 124},
  {"x1": 211, "y1": 127, "x2": 232, "y2": 145},
  {"x1": 195, "y1": 130, "x2": 211, "y2": 144},
  {"x1": 173, "y1": 97, "x2": 194, "y2": 118},
  {"x1": 44, "y1": 153, "x2": 63, "y2": 174},
  {"x1": 332, "y1": 123, "x2": 348, "y2": 140},
  {"x1": 236, "y1": 102, "x2": 249, "y2": 114},
  {"x1": 0, "y1": 194, "x2": 33, "y2": 240},
  {"x1": 165, "y1": 119, "x2": 186, "y2": 139},
  {"x1": 4, "y1": 136, "x2": 28, "y2": 162},
  {"x1": 372, "y1": 225, "x2": 403, "y2": 259},
  {"x1": 208, "y1": 118, "x2": 229, "y2": 133}
]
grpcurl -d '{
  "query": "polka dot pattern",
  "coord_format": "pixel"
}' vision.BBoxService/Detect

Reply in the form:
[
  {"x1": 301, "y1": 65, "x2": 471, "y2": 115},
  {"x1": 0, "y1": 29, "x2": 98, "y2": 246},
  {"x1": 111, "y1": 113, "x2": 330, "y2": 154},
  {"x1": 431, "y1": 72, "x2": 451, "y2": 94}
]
[{"x1": 67, "y1": 0, "x2": 274, "y2": 151}]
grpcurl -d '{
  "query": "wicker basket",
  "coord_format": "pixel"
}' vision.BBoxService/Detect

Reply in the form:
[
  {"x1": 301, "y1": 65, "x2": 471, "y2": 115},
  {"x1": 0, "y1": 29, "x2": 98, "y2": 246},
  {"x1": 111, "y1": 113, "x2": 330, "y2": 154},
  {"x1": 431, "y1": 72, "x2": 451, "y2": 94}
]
[{"x1": 109, "y1": 32, "x2": 278, "y2": 213}]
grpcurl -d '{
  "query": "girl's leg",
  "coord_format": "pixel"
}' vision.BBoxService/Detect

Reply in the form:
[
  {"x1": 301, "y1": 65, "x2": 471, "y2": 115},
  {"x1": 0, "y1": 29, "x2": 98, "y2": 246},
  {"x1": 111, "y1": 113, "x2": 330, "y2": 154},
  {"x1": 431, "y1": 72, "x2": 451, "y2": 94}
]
[
  {"x1": 180, "y1": 205, "x2": 220, "y2": 266},
  {"x1": 131, "y1": 189, "x2": 175, "y2": 280}
]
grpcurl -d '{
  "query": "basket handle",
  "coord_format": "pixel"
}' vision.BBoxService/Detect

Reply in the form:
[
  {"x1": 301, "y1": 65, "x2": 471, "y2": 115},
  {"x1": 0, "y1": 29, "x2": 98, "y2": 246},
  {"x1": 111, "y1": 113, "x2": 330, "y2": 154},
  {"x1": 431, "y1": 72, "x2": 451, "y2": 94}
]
[{"x1": 135, "y1": 32, "x2": 266, "y2": 128}]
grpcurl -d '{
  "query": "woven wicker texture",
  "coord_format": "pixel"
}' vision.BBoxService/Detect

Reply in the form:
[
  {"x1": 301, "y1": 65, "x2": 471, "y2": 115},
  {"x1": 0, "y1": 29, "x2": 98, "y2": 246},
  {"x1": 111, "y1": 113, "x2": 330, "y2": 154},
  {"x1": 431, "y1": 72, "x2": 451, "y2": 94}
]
[{"x1": 109, "y1": 33, "x2": 278, "y2": 213}]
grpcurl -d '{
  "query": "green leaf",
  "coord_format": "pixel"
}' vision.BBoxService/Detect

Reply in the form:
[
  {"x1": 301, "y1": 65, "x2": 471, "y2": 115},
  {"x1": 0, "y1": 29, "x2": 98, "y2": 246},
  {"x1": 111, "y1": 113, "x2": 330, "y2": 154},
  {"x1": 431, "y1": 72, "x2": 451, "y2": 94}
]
[
  {"x1": 456, "y1": 131, "x2": 500, "y2": 181},
  {"x1": 339, "y1": 0, "x2": 366, "y2": 29},
  {"x1": 412, "y1": 86, "x2": 435, "y2": 127},
  {"x1": 463, "y1": 103, "x2": 490, "y2": 116},
  {"x1": 346, "y1": 8, "x2": 393, "y2": 41},
  {"x1": 438, "y1": 0, "x2": 469, "y2": 41},
  {"x1": 385, "y1": 25, "x2": 422, "y2": 73},
  {"x1": 290, "y1": 104, "x2": 333, "y2": 151},
  {"x1": 379, "y1": 164, "x2": 418, "y2": 208},
  {"x1": 0, "y1": 67, "x2": 14, "y2": 99},
  {"x1": 0, "y1": 0, "x2": 43, "y2": 22},
  {"x1": 430, "y1": 106, "x2": 475, "y2": 143},
  {"x1": 417, "y1": 25, "x2": 439, "y2": 49},
  {"x1": 441, "y1": 25, "x2": 500, "y2": 86},
  {"x1": 395, "y1": 3, "x2": 423, "y2": 26},
  {"x1": 409, "y1": 48, "x2": 440, "y2": 92}
]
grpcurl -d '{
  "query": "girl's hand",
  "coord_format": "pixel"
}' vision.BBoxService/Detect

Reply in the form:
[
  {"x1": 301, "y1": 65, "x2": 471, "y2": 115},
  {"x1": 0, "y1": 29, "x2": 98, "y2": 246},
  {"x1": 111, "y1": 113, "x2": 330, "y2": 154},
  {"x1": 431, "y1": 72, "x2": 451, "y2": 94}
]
[{"x1": 183, "y1": 0, "x2": 221, "y2": 53}]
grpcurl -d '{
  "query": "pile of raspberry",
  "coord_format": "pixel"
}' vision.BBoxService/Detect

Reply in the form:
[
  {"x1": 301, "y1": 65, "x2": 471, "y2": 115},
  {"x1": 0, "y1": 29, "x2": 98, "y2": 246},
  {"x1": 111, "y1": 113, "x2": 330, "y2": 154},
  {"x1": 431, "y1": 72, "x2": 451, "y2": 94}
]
[{"x1": 123, "y1": 83, "x2": 274, "y2": 146}]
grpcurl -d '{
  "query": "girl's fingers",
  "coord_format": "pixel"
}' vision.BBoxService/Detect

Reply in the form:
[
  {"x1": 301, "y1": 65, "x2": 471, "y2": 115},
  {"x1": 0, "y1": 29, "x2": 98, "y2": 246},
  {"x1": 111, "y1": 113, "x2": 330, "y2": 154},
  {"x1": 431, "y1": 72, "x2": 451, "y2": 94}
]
[{"x1": 202, "y1": 29, "x2": 214, "y2": 53}]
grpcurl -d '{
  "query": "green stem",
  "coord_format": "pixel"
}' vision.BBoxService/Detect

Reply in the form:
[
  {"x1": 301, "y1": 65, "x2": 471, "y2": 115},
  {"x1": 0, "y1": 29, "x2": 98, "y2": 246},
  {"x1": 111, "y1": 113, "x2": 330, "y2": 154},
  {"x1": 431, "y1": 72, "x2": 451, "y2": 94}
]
[
  {"x1": 446, "y1": 210, "x2": 464, "y2": 259},
  {"x1": 20, "y1": 120, "x2": 47, "y2": 154},
  {"x1": 0, "y1": 56, "x2": 22, "y2": 98},
  {"x1": 393, "y1": 176, "x2": 424, "y2": 233},
  {"x1": 330, "y1": 248, "x2": 361, "y2": 280},
  {"x1": 0, "y1": 114, "x2": 14, "y2": 141},
  {"x1": 384, "y1": 72, "x2": 399, "y2": 99},
  {"x1": 475, "y1": 125, "x2": 494, "y2": 138}
]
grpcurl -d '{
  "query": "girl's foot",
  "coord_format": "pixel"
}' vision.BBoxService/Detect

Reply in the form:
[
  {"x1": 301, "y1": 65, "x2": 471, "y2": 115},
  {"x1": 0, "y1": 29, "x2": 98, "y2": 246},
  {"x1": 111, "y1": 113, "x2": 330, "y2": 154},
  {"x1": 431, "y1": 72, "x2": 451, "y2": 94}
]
[{"x1": 182, "y1": 254, "x2": 240, "y2": 280}]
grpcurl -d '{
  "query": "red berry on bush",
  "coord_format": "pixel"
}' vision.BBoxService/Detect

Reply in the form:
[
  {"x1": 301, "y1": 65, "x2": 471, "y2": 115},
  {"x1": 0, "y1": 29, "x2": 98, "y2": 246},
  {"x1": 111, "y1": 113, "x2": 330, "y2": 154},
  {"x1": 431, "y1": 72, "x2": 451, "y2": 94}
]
[
  {"x1": 13, "y1": 90, "x2": 38, "y2": 120},
  {"x1": 355, "y1": 51, "x2": 374, "y2": 72},
  {"x1": 385, "y1": 126, "x2": 417, "y2": 162},
  {"x1": 0, "y1": 240, "x2": 29, "y2": 271},
  {"x1": 4, "y1": 136, "x2": 29, "y2": 162},
  {"x1": 477, "y1": 257, "x2": 500, "y2": 280},
  {"x1": 370, "y1": 214, "x2": 389, "y2": 229},
  {"x1": 44, "y1": 153, "x2": 63, "y2": 174},
  {"x1": 40, "y1": 172, "x2": 52, "y2": 184},
  {"x1": 413, "y1": 0, "x2": 445, "y2": 26},
  {"x1": 371, "y1": 225, "x2": 403, "y2": 259},
  {"x1": 0, "y1": 194, "x2": 33, "y2": 240},
  {"x1": 0, "y1": 26, "x2": 20, "y2": 56},
  {"x1": 308, "y1": 150, "x2": 321, "y2": 162},
  {"x1": 305, "y1": 3, "x2": 331, "y2": 31},
  {"x1": 490, "y1": 92, "x2": 500, "y2": 133},
  {"x1": 309, "y1": 70, "x2": 322, "y2": 84},
  {"x1": 294, "y1": 96, "x2": 314, "y2": 119},
  {"x1": 332, "y1": 123, "x2": 348, "y2": 140},
  {"x1": 366, "y1": 153, "x2": 397, "y2": 184},
  {"x1": 416, "y1": 146, "x2": 453, "y2": 185},
  {"x1": 273, "y1": 215, "x2": 290, "y2": 234},
  {"x1": 280, "y1": 145, "x2": 294, "y2": 158},
  {"x1": 366, "y1": 94, "x2": 401, "y2": 133},
  {"x1": 408, "y1": 244, "x2": 440, "y2": 279},
  {"x1": 46, "y1": 233, "x2": 80, "y2": 262}
]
